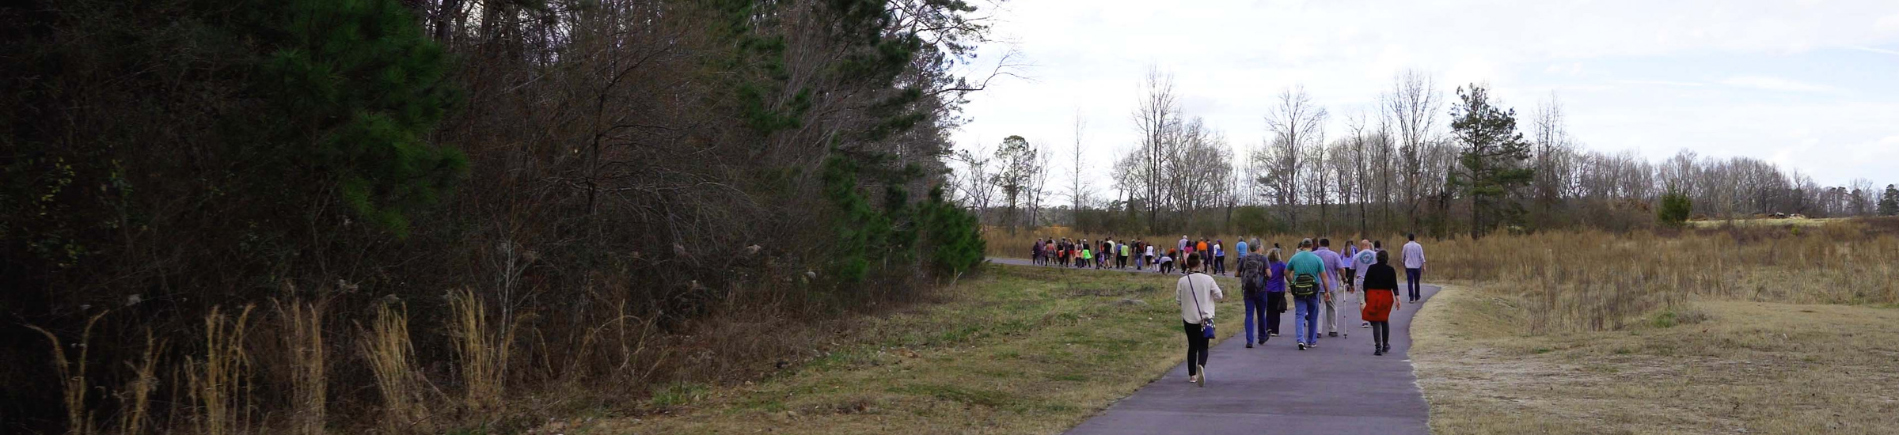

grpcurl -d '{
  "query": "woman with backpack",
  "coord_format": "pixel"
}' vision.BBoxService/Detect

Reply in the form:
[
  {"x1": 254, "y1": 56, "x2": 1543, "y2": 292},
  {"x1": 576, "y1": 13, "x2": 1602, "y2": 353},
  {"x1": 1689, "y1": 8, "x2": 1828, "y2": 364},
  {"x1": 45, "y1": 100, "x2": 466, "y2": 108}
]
[
  {"x1": 1237, "y1": 244, "x2": 1270, "y2": 348},
  {"x1": 1174, "y1": 254, "x2": 1224, "y2": 387},
  {"x1": 1361, "y1": 250, "x2": 1401, "y2": 355}
]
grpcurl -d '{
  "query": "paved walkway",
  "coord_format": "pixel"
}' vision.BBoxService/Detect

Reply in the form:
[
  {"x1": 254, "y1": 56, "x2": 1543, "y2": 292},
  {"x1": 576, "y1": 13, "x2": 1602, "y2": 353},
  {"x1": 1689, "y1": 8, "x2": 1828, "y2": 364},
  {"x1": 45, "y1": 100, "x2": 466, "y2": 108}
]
[{"x1": 989, "y1": 258, "x2": 1440, "y2": 435}]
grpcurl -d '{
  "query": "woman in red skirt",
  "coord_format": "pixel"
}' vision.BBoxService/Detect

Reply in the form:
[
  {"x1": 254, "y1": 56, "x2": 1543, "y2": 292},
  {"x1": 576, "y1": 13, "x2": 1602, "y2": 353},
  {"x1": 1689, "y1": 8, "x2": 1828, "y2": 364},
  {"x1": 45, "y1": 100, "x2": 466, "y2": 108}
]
[{"x1": 1361, "y1": 250, "x2": 1401, "y2": 356}]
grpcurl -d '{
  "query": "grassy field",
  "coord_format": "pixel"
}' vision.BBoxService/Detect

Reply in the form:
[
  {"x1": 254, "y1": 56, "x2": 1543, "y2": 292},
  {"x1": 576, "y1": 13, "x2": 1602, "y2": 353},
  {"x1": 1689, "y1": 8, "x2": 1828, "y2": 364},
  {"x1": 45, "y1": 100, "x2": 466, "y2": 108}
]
[
  {"x1": 1686, "y1": 216, "x2": 1847, "y2": 228},
  {"x1": 1413, "y1": 284, "x2": 1899, "y2": 434},
  {"x1": 558, "y1": 265, "x2": 1239, "y2": 434}
]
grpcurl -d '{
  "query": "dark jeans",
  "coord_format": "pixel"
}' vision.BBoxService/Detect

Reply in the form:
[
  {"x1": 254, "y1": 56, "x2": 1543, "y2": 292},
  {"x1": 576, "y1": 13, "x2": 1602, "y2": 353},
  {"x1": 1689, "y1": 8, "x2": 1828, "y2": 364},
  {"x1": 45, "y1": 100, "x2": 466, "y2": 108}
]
[
  {"x1": 1406, "y1": 268, "x2": 1423, "y2": 301},
  {"x1": 1213, "y1": 256, "x2": 1226, "y2": 274},
  {"x1": 1243, "y1": 291, "x2": 1270, "y2": 343},
  {"x1": 1264, "y1": 291, "x2": 1286, "y2": 334},
  {"x1": 1183, "y1": 321, "x2": 1209, "y2": 376},
  {"x1": 1370, "y1": 321, "x2": 1391, "y2": 348}
]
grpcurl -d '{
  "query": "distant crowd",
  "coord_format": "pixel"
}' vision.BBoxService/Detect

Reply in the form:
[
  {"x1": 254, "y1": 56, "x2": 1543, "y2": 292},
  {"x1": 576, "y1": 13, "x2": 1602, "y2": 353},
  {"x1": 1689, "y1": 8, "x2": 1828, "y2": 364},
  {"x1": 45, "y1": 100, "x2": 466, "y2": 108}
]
[
  {"x1": 1025, "y1": 233, "x2": 1430, "y2": 387},
  {"x1": 1029, "y1": 236, "x2": 1237, "y2": 275}
]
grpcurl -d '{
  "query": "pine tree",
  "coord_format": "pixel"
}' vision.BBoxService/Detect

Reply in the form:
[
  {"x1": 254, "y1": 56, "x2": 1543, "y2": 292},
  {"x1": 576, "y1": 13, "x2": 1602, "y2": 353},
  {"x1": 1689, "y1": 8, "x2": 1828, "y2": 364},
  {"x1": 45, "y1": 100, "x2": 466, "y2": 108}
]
[
  {"x1": 258, "y1": 0, "x2": 467, "y2": 236},
  {"x1": 1880, "y1": 184, "x2": 1899, "y2": 216},
  {"x1": 1449, "y1": 84, "x2": 1534, "y2": 238}
]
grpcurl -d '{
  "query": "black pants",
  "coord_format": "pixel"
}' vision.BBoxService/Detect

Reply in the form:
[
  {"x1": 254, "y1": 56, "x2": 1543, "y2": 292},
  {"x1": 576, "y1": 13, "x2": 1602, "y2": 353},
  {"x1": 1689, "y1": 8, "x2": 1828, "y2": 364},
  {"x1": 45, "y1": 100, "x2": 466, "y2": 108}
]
[
  {"x1": 1183, "y1": 321, "x2": 1209, "y2": 376},
  {"x1": 1213, "y1": 256, "x2": 1226, "y2": 274},
  {"x1": 1264, "y1": 292, "x2": 1286, "y2": 334},
  {"x1": 1370, "y1": 321, "x2": 1391, "y2": 348}
]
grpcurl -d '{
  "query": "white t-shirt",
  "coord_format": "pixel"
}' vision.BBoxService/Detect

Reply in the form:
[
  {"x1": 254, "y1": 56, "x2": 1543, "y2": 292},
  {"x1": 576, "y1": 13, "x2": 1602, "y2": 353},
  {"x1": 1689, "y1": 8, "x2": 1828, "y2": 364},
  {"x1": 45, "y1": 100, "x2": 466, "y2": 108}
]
[
  {"x1": 1175, "y1": 273, "x2": 1225, "y2": 324},
  {"x1": 1353, "y1": 249, "x2": 1379, "y2": 289},
  {"x1": 1146, "y1": 246, "x2": 1155, "y2": 256}
]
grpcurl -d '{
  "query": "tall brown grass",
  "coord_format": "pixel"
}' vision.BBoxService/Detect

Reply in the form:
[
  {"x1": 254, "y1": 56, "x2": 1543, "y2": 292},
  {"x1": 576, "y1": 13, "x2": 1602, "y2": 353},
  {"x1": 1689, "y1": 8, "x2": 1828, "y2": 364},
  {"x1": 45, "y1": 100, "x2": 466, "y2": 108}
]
[
  {"x1": 362, "y1": 303, "x2": 429, "y2": 433},
  {"x1": 26, "y1": 311, "x2": 108, "y2": 435},
  {"x1": 274, "y1": 299, "x2": 326, "y2": 435},
  {"x1": 1429, "y1": 222, "x2": 1898, "y2": 333},
  {"x1": 117, "y1": 331, "x2": 163, "y2": 435},
  {"x1": 188, "y1": 305, "x2": 254, "y2": 435},
  {"x1": 448, "y1": 288, "x2": 514, "y2": 412}
]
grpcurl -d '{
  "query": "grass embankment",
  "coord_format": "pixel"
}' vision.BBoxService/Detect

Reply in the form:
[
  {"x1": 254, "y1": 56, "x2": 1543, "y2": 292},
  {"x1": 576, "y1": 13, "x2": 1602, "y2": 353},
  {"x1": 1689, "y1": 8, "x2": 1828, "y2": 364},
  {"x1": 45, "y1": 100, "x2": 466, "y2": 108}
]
[
  {"x1": 567, "y1": 264, "x2": 1237, "y2": 434},
  {"x1": 1414, "y1": 285, "x2": 1899, "y2": 434}
]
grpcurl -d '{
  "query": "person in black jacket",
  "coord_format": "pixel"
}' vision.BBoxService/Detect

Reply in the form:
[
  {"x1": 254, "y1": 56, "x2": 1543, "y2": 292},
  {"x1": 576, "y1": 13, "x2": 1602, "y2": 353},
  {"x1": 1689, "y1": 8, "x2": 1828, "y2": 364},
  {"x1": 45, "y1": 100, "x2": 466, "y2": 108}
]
[{"x1": 1361, "y1": 250, "x2": 1401, "y2": 355}]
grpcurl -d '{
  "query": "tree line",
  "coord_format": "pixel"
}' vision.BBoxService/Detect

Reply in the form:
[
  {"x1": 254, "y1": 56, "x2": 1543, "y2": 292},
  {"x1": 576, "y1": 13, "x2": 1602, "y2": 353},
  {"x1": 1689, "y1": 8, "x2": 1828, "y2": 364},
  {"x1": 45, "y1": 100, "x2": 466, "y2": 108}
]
[
  {"x1": 1, "y1": 0, "x2": 992, "y2": 432},
  {"x1": 960, "y1": 68, "x2": 1897, "y2": 237}
]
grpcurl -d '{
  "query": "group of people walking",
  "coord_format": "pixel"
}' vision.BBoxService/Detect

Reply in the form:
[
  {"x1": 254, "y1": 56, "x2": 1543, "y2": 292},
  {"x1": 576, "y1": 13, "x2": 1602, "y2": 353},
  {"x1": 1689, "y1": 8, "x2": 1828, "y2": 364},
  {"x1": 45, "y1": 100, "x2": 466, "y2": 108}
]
[
  {"x1": 1031, "y1": 236, "x2": 1244, "y2": 275},
  {"x1": 1171, "y1": 234, "x2": 1428, "y2": 386}
]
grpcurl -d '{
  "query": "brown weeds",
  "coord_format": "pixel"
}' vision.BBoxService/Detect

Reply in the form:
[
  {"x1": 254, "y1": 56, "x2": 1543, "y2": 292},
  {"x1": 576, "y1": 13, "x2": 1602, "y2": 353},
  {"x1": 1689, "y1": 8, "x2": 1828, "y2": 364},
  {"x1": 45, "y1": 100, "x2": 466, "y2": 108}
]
[
  {"x1": 274, "y1": 299, "x2": 327, "y2": 435},
  {"x1": 362, "y1": 302, "x2": 428, "y2": 433},
  {"x1": 26, "y1": 311, "x2": 109, "y2": 435},
  {"x1": 188, "y1": 305, "x2": 255, "y2": 435},
  {"x1": 115, "y1": 330, "x2": 163, "y2": 435}
]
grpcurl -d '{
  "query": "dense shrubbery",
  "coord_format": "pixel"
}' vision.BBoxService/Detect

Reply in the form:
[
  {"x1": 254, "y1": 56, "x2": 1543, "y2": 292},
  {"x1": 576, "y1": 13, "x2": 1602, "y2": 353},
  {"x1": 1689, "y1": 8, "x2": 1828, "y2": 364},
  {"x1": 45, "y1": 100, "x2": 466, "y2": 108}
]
[{"x1": 0, "y1": 0, "x2": 991, "y2": 432}]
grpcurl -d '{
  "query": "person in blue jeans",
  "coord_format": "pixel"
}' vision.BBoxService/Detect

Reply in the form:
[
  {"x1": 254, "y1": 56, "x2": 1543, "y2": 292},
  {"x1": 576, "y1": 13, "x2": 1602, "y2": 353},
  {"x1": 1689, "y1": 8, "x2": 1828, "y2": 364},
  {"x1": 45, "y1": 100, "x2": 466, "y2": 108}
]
[
  {"x1": 1286, "y1": 238, "x2": 1332, "y2": 350},
  {"x1": 1402, "y1": 233, "x2": 1427, "y2": 303},
  {"x1": 1236, "y1": 244, "x2": 1270, "y2": 348}
]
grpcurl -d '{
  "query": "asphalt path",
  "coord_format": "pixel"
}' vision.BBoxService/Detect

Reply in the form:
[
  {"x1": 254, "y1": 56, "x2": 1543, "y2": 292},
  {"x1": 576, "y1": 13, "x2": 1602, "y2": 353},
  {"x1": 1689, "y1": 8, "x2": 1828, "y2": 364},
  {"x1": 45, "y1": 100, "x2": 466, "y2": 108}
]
[{"x1": 987, "y1": 257, "x2": 1440, "y2": 435}]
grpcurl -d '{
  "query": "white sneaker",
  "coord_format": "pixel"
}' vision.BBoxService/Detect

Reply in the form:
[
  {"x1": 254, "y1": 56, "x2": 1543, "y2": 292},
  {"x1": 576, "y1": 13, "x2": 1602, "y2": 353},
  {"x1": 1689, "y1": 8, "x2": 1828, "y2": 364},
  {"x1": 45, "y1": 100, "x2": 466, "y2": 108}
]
[
  {"x1": 1361, "y1": 322, "x2": 1371, "y2": 328},
  {"x1": 1196, "y1": 366, "x2": 1206, "y2": 387}
]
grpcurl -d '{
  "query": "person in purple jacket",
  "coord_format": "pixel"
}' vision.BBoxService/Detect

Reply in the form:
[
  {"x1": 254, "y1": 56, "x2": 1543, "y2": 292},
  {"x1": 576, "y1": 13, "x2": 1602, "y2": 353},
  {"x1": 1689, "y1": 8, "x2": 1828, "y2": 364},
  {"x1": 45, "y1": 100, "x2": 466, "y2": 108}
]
[{"x1": 1264, "y1": 248, "x2": 1289, "y2": 339}]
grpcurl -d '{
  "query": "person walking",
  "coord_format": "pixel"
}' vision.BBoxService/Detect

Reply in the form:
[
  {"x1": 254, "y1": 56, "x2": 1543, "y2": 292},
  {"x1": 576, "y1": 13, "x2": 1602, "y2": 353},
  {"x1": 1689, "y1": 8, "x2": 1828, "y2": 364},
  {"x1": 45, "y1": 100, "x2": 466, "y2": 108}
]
[
  {"x1": 1353, "y1": 239, "x2": 1379, "y2": 329},
  {"x1": 1287, "y1": 239, "x2": 1331, "y2": 350},
  {"x1": 1145, "y1": 242, "x2": 1157, "y2": 271},
  {"x1": 1174, "y1": 254, "x2": 1224, "y2": 386},
  {"x1": 1195, "y1": 239, "x2": 1210, "y2": 273},
  {"x1": 1361, "y1": 250, "x2": 1401, "y2": 355},
  {"x1": 1235, "y1": 238, "x2": 1249, "y2": 267},
  {"x1": 1236, "y1": 244, "x2": 1271, "y2": 348},
  {"x1": 1212, "y1": 240, "x2": 1227, "y2": 275},
  {"x1": 1264, "y1": 248, "x2": 1288, "y2": 339},
  {"x1": 1403, "y1": 233, "x2": 1427, "y2": 303},
  {"x1": 1109, "y1": 237, "x2": 1124, "y2": 267},
  {"x1": 1314, "y1": 238, "x2": 1346, "y2": 339}
]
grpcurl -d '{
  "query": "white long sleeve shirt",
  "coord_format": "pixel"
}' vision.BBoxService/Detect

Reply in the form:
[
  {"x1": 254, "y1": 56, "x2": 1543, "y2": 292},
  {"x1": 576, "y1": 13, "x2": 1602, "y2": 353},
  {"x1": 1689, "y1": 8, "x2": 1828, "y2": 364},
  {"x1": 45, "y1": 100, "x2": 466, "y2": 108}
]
[
  {"x1": 1403, "y1": 241, "x2": 1426, "y2": 269},
  {"x1": 1175, "y1": 273, "x2": 1225, "y2": 324}
]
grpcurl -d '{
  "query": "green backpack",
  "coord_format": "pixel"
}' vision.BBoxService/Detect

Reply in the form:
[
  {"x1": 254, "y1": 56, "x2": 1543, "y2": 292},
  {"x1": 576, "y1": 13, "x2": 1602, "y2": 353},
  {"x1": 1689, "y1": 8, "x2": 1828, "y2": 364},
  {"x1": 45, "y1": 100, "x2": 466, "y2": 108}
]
[{"x1": 1289, "y1": 271, "x2": 1318, "y2": 298}]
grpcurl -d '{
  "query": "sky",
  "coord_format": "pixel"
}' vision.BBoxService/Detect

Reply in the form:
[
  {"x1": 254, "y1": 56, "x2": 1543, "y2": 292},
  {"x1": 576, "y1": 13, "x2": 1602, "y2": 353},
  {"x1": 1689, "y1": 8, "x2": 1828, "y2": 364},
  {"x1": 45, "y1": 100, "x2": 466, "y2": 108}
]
[{"x1": 947, "y1": 0, "x2": 1899, "y2": 189}]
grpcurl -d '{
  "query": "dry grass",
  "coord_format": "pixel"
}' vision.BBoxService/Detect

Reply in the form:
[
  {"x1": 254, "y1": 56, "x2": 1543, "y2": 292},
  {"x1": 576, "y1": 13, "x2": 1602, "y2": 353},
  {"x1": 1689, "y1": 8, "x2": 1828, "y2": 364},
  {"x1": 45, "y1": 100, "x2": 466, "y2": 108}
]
[
  {"x1": 362, "y1": 303, "x2": 429, "y2": 433},
  {"x1": 1413, "y1": 284, "x2": 1899, "y2": 434},
  {"x1": 449, "y1": 288, "x2": 514, "y2": 412},
  {"x1": 117, "y1": 331, "x2": 163, "y2": 435},
  {"x1": 26, "y1": 311, "x2": 108, "y2": 435},
  {"x1": 1686, "y1": 216, "x2": 1846, "y2": 228},
  {"x1": 188, "y1": 305, "x2": 255, "y2": 435},
  {"x1": 1426, "y1": 222, "x2": 1899, "y2": 334},
  {"x1": 565, "y1": 264, "x2": 1242, "y2": 435},
  {"x1": 273, "y1": 300, "x2": 326, "y2": 435}
]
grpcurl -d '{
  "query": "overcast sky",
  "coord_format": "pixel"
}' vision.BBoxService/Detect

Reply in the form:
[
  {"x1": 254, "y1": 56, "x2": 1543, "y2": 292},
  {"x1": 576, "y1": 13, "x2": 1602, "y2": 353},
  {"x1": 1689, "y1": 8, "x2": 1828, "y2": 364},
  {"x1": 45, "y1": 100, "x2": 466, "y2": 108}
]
[{"x1": 949, "y1": 0, "x2": 1899, "y2": 189}]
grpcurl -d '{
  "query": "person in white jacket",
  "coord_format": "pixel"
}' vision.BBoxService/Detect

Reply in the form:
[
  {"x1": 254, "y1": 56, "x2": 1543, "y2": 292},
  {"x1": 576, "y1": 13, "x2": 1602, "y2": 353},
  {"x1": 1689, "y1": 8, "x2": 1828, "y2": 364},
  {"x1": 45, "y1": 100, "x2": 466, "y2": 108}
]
[{"x1": 1175, "y1": 253, "x2": 1225, "y2": 387}]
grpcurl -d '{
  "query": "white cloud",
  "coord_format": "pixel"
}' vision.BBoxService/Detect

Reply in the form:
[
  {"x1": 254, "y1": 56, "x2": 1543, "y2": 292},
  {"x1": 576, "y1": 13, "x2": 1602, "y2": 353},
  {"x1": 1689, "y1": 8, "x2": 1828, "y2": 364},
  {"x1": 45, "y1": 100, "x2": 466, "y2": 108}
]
[
  {"x1": 1718, "y1": 76, "x2": 1840, "y2": 93},
  {"x1": 952, "y1": 0, "x2": 1899, "y2": 187}
]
